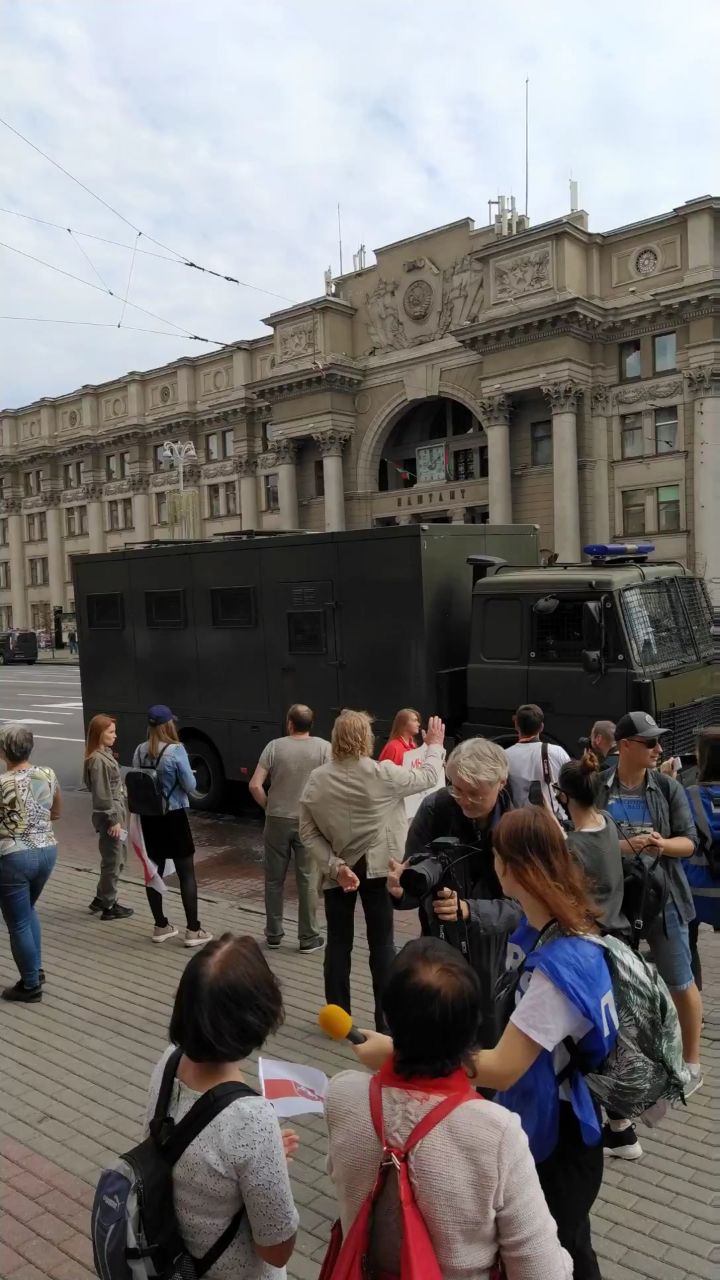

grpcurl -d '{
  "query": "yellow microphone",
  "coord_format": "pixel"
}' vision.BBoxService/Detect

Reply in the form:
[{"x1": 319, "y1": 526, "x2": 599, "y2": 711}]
[{"x1": 318, "y1": 1003, "x2": 367, "y2": 1045}]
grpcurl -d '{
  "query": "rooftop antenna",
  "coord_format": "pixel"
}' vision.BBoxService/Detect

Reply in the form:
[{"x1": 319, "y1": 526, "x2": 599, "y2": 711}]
[
  {"x1": 524, "y1": 77, "x2": 529, "y2": 218},
  {"x1": 570, "y1": 177, "x2": 579, "y2": 212},
  {"x1": 337, "y1": 203, "x2": 344, "y2": 275}
]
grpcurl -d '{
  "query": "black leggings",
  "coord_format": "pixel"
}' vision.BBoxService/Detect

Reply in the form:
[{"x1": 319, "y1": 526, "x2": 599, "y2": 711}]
[
  {"x1": 146, "y1": 857, "x2": 200, "y2": 932},
  {"x1": 535, "y1": 1103, "x2": 604, "y2": 1280}
]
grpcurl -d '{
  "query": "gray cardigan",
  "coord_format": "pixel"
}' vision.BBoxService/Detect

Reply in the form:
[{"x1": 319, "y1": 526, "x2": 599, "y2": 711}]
[
  {"x1": 84, "y1": 747, "x2": 127, "y2": 830},
  {"x1": 596, "y1": 768, "x2": 697, "y2": 923}
]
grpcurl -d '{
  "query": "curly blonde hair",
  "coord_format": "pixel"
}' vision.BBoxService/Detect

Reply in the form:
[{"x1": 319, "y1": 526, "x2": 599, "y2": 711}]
[{"x1": 331, "y1": 709, "x2": 374, "y2": 761}]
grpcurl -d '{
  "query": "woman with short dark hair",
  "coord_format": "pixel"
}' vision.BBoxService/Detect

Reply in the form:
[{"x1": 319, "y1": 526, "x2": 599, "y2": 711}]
[
  {"x1": 556, "y1": 750, "x2": 629, "y2": 936},
  {"x1": 326, "y1": 935, "x2": 571, "y2": 1280},
  {"x1": 146, "y1": 934, "x2": 299, "y2": 1278},
  {"x1": 0, "y1": 724, "x2": 61, "y2": 1002}
]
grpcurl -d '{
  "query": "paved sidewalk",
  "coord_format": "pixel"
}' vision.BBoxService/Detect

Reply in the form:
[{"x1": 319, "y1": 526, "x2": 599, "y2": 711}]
[{"x1": 0, "y1": 864, "x2": 718, "y2": 1280}]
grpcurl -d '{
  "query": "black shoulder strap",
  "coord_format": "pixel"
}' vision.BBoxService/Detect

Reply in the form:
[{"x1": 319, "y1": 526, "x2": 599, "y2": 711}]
[
  {"x1": 152, "y1": 1046, "x2": 183, "y2": 1128},
  {"x1": 540, "y1": 739, "x2": 551, "y2": 787}
]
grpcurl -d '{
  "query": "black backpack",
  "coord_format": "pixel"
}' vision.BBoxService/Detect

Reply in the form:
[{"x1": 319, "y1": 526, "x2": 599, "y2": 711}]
[
  {"x1": 126, "y1": 745, "x2": 175, "y2": 817},
  {"x1": 91, "y1": 1047, "x2": 257, "y2": 1280}
]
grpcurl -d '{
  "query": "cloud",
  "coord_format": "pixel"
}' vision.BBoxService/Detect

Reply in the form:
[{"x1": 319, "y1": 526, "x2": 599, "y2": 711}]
[{"x1": 1, "y1": 0, "x2": 718, "y2": 408}]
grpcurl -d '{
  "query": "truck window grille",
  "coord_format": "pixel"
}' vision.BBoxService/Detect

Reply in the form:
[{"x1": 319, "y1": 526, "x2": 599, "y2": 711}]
[
  {"x1": 656, "y1": 696, "x2": 720, "y2": 757},
  {"x1": 619, "y1": 579, "x2": 711, "y2": 675}
]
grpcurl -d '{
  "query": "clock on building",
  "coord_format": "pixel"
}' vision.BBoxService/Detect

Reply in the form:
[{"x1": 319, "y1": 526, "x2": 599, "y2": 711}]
[{"x1": 416, "y1": 444, "x2": 447, "y2": 484}]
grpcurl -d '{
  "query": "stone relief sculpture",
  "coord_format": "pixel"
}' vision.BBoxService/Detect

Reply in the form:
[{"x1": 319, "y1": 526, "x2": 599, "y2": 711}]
[
  {"x1": 365, "y1": 279, "x2": 405, "y2": 350},
  {"x1": 439, "y1": 256, "x2": 485, "y2": 332},
  {"x1": 279, "y1": 322, "x2": 315, "y2": 362},
  {"x1": 493, "y1": 245, "x2": 552, "y2": 302}
]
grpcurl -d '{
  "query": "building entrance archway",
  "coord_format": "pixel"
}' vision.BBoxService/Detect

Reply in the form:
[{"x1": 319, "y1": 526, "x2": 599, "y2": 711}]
[{"x1": 377, "y1": 396, "x2": 488, "y2": 493}]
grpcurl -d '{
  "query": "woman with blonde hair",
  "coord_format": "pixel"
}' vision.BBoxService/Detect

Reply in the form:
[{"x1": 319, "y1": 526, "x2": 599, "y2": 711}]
[
  {"x1": 378, "y1": 708, "x2": 422, "y2": 766},
  {"x1": 299, "y1": 708, "x2": 445, "y2": 1030},
  {"x1": 83, "y1": 714, "x2": 134, "y2": 921},
  {"x1": 132, "y1": 705, "x2": 211, "y2": 948}
]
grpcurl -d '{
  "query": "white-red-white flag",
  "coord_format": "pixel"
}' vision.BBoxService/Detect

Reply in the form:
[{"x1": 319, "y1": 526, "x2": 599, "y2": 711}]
[
  {"x1": 128, "y1": 813, "x2": 174, "y2": 894},
  {"x1": 258, "y1": 1057, "x2": 329, "y2": 1118}
]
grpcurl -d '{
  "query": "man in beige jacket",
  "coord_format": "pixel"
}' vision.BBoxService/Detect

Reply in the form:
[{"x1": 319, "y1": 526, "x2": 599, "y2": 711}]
[{"x1": 299, "y1": 709, "x2": 445, "y2": 1030}]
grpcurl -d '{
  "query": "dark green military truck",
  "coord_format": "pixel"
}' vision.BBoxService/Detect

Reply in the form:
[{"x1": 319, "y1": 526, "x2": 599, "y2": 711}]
[{"x1": 74, "y1": 527, "x2": 717, "y2": 807}]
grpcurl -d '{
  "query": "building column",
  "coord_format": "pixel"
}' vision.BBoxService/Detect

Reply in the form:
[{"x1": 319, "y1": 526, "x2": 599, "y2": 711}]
[
  {"x1": 480, "y1": 394, "x2": 512, "y2": 524},
  {"x1": 542, "y1": 380, "x2": 583, "y2": 561},
  {"x1": 87, "y1": 488, "x2": 106, "y2": 554},
  {"x1": 589, "y1": 385, "x2": 611, "y2": 544},
  {"x1": 8, "y1": 506, "x2": 27, "y2": 629},
  {"x1": 132, "y1": 477, "x2": 151, "y2": 542},
  {"x1": 275, "y1": 441, "x2": 299, "y2": 529},
  {"x1": 687, "y1": 366, "x2": 720, "y2": 607},
  {"x1": 314, "y1": 429, "x2": 351, "y2": 531},
  {"x1": 45, "y1": 499, "x2": 65, "y2": 614},
  {"x1": 236, "y1": 456, "x2": 259, "y2": 530}
]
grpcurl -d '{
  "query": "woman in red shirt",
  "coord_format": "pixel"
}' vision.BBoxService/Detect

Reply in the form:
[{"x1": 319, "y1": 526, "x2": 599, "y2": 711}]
[{"x1": 378, "y1": 708, "x2": 422, "y2": 765}]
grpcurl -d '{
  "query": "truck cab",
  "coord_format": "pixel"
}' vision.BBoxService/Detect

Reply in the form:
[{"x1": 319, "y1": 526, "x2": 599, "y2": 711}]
[{"x1": 463, "y1": 545, "x2": 718, "y2": 758}]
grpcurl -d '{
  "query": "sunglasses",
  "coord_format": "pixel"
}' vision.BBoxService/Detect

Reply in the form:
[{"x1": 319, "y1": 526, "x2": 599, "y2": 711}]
[{"x1": 626, "y1": 737, "x2": 660, "y2": 748}]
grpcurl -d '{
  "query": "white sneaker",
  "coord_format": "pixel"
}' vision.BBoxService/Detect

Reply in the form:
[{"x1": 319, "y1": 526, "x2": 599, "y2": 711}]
[
  {"x1": 685, "y1": 1065, "x2": 704, "y2": 1098},
  {"x1": 184, "y1": 927, "x2": 213, "y2": 948},
  {"x1": 152, "y1": 923, "x2": 179, "y2": 944}
]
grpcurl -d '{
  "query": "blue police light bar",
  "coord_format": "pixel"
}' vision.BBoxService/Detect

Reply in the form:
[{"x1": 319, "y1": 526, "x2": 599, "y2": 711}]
[{"x1": 584, "y1": 543, "x2": 655, "y2": 558}]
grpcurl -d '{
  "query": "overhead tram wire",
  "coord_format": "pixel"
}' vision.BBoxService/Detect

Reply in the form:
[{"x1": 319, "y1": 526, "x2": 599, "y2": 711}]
[
  {"x1": 0, "y1": 316, "x2": 196, "y2": 339},
  {"x1": 0, "y1": 115, "x2": 299, "y2": 303},
  {"x1": 0, "y1": 238, "x2": 227, "y2": 345}
]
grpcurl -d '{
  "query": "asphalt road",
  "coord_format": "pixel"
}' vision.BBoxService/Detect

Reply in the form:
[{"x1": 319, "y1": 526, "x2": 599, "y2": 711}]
[{"x1": 0, "y1": 664, "x2": 85, "y2": 787}]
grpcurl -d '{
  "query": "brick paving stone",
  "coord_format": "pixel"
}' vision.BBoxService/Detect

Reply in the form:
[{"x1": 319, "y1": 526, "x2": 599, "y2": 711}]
[{"x1": 0, "y1": 861, "x2": 717, "y2": 1280}]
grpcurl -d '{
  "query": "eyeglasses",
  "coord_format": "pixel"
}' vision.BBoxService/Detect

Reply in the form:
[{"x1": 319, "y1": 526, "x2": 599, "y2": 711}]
[{"x1": 626, "y1": 737, "x2": 660, "y2": 749}]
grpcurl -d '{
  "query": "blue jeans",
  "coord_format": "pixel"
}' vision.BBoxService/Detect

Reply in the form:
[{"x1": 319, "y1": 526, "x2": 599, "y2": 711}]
[
  {"x1": 0, "y1": 845, "x2": 57, "y2": 988},
  {"x1": 644, "y1": 900, "x2": 694, "y2": 992}
]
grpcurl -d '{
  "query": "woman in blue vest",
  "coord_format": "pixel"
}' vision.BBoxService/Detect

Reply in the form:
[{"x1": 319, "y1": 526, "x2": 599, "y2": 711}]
[
  {"x1": 352, "y1": 804, "x2": 616, "y2": 1280},
  {"x1": 472, "y1": 806, "x2": 616, "y2": 1280},
  {"x1": 684, "y1": 726, "x2": 720, "y2": 989}
]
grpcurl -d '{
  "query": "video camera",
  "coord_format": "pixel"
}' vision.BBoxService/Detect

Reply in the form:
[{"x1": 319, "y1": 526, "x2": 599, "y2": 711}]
[{"x1": 399, "y1": 836, "x2": 478, "y2": 899}]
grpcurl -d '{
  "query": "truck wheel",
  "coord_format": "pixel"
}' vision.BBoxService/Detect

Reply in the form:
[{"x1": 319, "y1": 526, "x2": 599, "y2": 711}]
[
  {"x1": 183, "y1": 737, "x2": 225, "y2": 811},
  {"x1": 26, "y1": 660, "x2": 36, "y2": 665}
]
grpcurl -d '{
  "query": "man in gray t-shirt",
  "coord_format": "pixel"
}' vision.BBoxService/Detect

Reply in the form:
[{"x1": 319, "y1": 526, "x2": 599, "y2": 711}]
[{"x1": 249, "y1": 704, "x2": 330, "y2": 952}]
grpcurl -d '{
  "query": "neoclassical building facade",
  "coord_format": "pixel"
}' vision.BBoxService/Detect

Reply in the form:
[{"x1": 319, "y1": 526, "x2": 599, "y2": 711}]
[{"x1": 1, "y1": 193, "x2": 719, "y2": 631}]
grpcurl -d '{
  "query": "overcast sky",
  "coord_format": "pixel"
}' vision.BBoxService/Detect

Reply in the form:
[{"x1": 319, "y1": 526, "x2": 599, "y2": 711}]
[{"x1": 1, "y1": 0, "x2": 718, "y2": 410}]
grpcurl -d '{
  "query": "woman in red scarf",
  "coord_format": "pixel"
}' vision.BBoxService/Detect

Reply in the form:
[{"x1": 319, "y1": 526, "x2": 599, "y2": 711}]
[
  {"x1": 324, "y1": 937, "x2": 571, "y2": 1280},
  {"x1": 378, "y1": 709, "x2": 422, "y2": 766}
]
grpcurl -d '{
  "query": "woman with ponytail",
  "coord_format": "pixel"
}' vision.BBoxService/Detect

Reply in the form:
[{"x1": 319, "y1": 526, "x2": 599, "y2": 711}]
[
  {"x1": 353, "y1": 806, "x2": 616, "y2": 1279},
  {"x1": 556, "y1": 750, "x2": 629, "y2": 936}
]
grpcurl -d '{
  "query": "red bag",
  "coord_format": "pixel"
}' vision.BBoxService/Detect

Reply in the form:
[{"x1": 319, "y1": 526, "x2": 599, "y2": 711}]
[{"x1": 320, "y1": 1071, "x2": 485, "y2": 1280}]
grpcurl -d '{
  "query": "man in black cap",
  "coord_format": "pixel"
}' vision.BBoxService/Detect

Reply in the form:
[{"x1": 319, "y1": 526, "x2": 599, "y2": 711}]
[{"x1": 596, "y1": 711, "x2": 701, "y2": 1159}]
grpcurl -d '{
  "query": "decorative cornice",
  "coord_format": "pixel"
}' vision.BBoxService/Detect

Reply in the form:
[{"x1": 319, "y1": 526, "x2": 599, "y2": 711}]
[
  {"x1": 202, "y1": 460, "x2": 235, "y2": 479},
  {"x1": 129, "y1": 474, "x2": 150, "y2": 494},
  {"x1": 478, "y1": 393, "x2": 511, "y2": 427},
  {"x1": 250, "y1": 363, "x2": 364, "y2": 405},
  {"x1": 103, "y1": 480, "x2": 132, "y2": 498},
  {"x1": 257, "y1": 440, "x2": 299, "y2": 471},
  {"x1": 590, "y1": 385, "x2": 611, "y2": 413},
  {"x1": 685, "y1": 366, "x2": 720, "y2": 397},
  {"x1": 313, "y1": 428, "x2": 352, "y2": 458},
  {"x1": 614, "y1": 377, "x2": 683, "y2": 405},
  {"x1": 0, "y1": 498, "x2": 20, "y2": 515},
  {"x1": 542, "y1": 380, "x2": 584, "y2": 412}
]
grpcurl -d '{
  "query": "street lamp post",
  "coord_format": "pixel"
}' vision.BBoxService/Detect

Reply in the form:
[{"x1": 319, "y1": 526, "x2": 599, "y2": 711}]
[{"x1": 162, "y1": 440, "x2": 198, "y2": 539}]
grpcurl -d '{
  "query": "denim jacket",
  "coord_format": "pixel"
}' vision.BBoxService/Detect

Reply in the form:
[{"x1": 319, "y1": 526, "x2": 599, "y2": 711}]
[
  {"x1": 597, "y1": 767, "x2": 697, "y2": 923},
  {"x1": 131, "y1": 741, "x2": 196, "y2": 811}
]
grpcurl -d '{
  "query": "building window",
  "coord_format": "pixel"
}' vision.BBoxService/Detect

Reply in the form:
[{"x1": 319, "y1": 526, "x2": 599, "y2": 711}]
[
  {"x1": 106, "y1": 454, "x2": 119, "y2": 480},
  {"x1": 206, "y1": 428, "x2": 234, "y2": 461},
  {"x1": 24, "y1": 469, "x2": 43, "y2": 497},
  {"x1": 63, "y1": 461, "x2": 82, "y2": 489},
  {"x1": 208, "y1": 484, "x2": 221, "y2": 518},
  {"x1": 153, "y1": 444, "x2": 167, "y2": 472},
  {"x1": 658, "y1": 484, "x2": 680, "y2": 532},
  {"x1": 107, "y1": 500, "x2": 120, "y2": 531},
  {"x1": 26, "y1": 512, "x2": 47, "y2": 541},
  {"x1": 655, "y1": 406, "x2": 678, "y2": 454},
  {"x1": 622, "y1": 489, "x2": 647, "y2": 536},
  {"x1": 206, "y1": 432, "x2": 220, "y2": 462},
  {"x1": 0, "y1": 606, "x2": 12, "y2": 629},
  {"x1": 210, "y1": 586, "x2": 256, "y2": 628},
  {"x1": 654, "y1": 333, "x2": 677, "y2": 374},
  {"x1": 145, "y1": 589, "x2": 186, "y2": 629},
  {"x1": 222, "y1": 428, "x2": 234, "y2": 458},
  {"x1": 225, "y1": 482, "x2": 238, "y2": 516},
  {"x1": 620, "y1": 340, "x2": 642, "y2": 381},
  {"x1": 620, "y1": 413, "x2": 644, "y2": 459},
  {"x1": 452, "y1": 448, "x2": 475, "y2": 481},
  {"x1": 65, "y1": 506, "x2": 88, "y2": 537},
  {"x1": 120, "y1": 450, "x2": 130, "y2": 478},
  {"x1": 0, "y1": 562, "x2": 10, "y2": 590},
  {"x1": 122, "y1": 498, "x2": 133, "y2": 529},
  {"x1": 314, "y1": 460, "x2": 325, "y2": 498},
  {"x1": 87, "y1": 592, "x2": 124, "y2": 629},
  {"x1": 264, "y1": 473, "x2": 279, "y2": 512},
  {"x1": 531, "y1": 420, "x2": 552, "y2": 466},
  {"x1": 0, "y1": 519, "x2": 7, "y2": 546},
  {"x1": 31, "y1": 603, "x2": 50, "y2": 631},
  {"x1": 29, "y1": 557, "x2": 49, "y2": 586},
  {"x1": 155, "y1": 492, "x2": 168, "y2": 525}
]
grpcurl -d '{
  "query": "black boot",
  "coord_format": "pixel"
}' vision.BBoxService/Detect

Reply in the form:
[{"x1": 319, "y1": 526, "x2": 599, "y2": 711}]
[
  {"x1": 2, "y1": 981, "x2": 42, "y2": 1002},
  {"x1": 101, "y1": 903, "x2": 135, "y2": 921}
]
